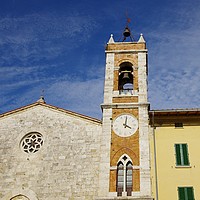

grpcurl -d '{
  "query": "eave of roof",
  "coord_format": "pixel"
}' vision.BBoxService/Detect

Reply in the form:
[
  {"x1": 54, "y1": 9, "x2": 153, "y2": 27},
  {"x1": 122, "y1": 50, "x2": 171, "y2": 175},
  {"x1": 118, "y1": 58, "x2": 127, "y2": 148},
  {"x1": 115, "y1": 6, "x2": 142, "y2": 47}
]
[
  {"x1": 149, "y1": 108, "x2": 200, "y2": 116},
  {"x1": 0, "y1": 102, "x2": 102, "y2": 124}
]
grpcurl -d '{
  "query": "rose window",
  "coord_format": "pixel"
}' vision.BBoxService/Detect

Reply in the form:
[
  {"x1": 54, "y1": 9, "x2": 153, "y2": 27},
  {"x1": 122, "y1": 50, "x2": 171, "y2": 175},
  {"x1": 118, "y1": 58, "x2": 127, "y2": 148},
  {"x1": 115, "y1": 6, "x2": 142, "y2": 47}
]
[{"x1": 21, "y1": 132, "x2": 43, "y2": 153}]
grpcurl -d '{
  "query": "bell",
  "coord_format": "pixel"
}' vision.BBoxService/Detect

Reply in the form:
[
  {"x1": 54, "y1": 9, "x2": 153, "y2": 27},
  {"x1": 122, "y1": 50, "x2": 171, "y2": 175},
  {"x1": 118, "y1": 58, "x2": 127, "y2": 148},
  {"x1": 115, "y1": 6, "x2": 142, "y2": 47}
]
[
  {"x1": 122, "y1": 72, "x2": 130, "y2": 80},
  {"x1": 123, "y1": 27, "x2": 131, "y2": 38}
]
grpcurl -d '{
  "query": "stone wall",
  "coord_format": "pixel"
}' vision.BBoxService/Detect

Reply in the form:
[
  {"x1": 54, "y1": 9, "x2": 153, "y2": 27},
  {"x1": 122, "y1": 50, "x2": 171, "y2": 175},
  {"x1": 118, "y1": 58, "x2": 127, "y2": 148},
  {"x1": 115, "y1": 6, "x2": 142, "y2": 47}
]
[{"x1": 0, "y1": 105, "x2": 102, "y2": 200}]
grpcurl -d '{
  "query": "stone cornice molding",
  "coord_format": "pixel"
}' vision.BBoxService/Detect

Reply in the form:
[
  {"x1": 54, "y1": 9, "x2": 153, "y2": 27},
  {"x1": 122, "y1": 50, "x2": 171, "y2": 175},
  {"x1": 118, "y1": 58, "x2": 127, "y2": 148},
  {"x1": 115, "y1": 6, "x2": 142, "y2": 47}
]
[
  {"x1": 101, "y1": 102, "x2": 150, "y2": 109},
  {"x1": 105, "y1": 49, "x2": 147, "y2": 53},
  {"x1": 0, "y1": 102, "x2": 102, "y2": 124}
]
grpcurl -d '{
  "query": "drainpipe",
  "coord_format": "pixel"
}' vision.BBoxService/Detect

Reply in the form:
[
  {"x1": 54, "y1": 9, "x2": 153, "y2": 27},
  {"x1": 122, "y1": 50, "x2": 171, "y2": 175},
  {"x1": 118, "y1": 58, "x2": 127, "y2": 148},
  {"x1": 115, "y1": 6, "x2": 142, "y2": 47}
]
[{"x1": 152, "y1": 111, "x2": 159, "y2": 200}]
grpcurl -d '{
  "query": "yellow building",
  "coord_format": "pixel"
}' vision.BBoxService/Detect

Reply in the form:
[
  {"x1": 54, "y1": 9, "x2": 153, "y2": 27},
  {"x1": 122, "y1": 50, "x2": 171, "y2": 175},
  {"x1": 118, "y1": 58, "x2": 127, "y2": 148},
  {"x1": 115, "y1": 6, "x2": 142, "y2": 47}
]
[{"x1": 149, "y1": 109, "x2": 200, "y2": 200}]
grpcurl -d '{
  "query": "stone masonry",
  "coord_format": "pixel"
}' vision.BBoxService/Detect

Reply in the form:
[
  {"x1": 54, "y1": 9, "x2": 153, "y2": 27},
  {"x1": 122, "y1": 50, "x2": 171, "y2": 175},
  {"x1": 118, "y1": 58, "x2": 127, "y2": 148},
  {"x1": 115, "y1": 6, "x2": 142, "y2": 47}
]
[{"x1": 0, "y1": 103, "x2": 102, "y2": 200}]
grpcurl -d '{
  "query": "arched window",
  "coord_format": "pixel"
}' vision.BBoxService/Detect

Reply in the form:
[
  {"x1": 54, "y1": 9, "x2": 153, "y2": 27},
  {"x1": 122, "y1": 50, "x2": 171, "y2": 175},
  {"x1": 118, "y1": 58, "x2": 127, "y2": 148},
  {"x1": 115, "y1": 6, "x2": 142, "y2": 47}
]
[
  {"x1": 117, "y1": 155, "x2": 133, "y2": 196},
  {"x1": 118, "y1": 62, "x2": 133, "y2": 95},
  {"x1": 126, "y1": 161, "x2": 133, "y2": 196},
  {"x1": 117, "y1": 162, "x2": 124, "y2": 196}
]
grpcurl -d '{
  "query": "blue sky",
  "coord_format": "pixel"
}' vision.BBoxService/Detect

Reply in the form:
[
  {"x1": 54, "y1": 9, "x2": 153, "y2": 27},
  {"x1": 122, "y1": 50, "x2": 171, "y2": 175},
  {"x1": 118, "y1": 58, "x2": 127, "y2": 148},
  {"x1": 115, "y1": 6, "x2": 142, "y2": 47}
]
[{"x1": 0, "y1": 0, "x2": 200, "y2": 119}]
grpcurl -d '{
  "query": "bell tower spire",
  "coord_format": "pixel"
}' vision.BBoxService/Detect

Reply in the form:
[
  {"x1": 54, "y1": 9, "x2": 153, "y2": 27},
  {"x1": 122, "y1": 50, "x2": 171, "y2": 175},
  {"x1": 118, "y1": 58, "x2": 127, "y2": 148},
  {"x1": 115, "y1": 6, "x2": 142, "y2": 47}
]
[{"x1": 98, "y1": 25, "x2": 153, "y2": 200}]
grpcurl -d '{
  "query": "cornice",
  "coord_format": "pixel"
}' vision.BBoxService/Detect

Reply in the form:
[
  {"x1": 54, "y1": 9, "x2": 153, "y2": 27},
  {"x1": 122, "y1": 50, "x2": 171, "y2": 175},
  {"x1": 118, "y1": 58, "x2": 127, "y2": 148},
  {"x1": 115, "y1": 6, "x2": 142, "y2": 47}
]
[
  {"x1": 105, "y1": 49, "x2": 147, "y2": 53},
  {"x1": 0, "y1": 102, "x2": 102, "y2": 125},
  {"x1": 101, "y1": 102, "x2": 150, "y2": 109}
]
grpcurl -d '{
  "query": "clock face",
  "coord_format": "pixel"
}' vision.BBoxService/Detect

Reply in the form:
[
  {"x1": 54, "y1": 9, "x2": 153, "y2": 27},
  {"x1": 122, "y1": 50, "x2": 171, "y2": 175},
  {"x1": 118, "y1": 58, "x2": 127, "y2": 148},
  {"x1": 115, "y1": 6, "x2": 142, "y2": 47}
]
[{"x1": 113, "y1": 114, "x2": 138, "y2": 137}]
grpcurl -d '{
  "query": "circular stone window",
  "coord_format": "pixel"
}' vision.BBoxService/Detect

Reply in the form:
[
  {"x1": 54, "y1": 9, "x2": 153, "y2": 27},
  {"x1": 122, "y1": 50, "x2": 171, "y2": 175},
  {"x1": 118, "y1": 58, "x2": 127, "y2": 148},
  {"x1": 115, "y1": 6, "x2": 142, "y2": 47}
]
[{"x1": 21, "y1": 132, "x2": 43, "y2": 153}]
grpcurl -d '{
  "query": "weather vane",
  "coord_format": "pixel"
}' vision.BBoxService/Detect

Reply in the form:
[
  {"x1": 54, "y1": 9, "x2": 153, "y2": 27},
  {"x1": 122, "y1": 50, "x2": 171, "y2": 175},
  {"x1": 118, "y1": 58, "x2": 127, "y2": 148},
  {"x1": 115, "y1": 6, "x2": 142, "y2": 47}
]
[{"x1": 126, "y1": 11, "x2": 131, "y2": 25}]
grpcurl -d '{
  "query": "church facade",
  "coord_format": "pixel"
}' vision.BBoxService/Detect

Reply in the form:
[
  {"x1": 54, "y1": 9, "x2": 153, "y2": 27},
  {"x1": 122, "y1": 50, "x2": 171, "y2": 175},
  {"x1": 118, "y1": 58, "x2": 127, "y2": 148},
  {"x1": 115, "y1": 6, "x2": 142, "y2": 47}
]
[{"x1": 0, "y1": 29, "x2": 199, "y2": 200}]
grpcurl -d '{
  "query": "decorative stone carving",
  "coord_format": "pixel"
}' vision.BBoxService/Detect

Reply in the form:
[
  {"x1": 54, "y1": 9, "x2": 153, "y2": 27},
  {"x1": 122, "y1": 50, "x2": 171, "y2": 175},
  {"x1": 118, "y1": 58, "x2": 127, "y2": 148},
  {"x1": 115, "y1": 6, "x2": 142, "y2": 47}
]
[{"x1": 21, "y1": 132, "x2": 43, "y2": 153}]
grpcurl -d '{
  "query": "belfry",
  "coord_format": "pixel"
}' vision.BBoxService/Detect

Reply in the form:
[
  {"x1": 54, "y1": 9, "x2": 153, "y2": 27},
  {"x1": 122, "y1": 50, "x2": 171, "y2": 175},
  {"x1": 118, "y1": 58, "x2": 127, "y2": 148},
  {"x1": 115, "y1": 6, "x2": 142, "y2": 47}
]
[{"x1": 99, "y1": 26, "x2": 152, "y2": 199}]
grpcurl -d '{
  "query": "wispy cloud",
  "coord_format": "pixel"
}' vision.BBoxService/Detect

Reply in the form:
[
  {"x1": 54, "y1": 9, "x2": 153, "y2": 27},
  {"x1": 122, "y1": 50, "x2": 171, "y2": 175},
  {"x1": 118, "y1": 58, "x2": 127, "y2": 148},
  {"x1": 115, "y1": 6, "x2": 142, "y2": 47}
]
[
  {"x1": 46, "y1": 77, "x2": 104, "y2": 118},
  {"x1": 149, "y1": 67, "x2": 200, "y2": 109},
  {"x1": 0, "y1": 13, "x2": 97, "y2": 65},
  {"x1": 0, "y1": 12, "x2": 102, "y2": 117},
  {"x1": 148, "y1": 1, "x2": 200, "y2": 109},
  {"x1": 0, "y1": 13, "x2": 97, "y2": 44},
  {"x1": 1, "y1": 74, "x2": 104, "y2": 119}
]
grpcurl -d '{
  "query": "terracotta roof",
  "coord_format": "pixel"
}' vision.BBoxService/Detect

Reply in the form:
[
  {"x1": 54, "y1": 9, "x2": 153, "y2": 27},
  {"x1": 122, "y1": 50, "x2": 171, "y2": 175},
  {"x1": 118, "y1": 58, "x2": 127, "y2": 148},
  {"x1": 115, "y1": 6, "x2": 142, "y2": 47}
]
[{"x1": 0, "y1": 102, "x2": 102, "y2": 124}]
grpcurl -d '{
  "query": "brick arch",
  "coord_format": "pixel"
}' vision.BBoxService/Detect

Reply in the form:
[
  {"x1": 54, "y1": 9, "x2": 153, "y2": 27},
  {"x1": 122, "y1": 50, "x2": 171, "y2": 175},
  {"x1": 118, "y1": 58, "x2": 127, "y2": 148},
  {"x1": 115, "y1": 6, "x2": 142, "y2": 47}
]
[
  {"x1": 116, "y1": 59, "x2": 136, "y2": 67},
  {"x1": 111, "y1": 147, "x2": 139, "y2": 166}
]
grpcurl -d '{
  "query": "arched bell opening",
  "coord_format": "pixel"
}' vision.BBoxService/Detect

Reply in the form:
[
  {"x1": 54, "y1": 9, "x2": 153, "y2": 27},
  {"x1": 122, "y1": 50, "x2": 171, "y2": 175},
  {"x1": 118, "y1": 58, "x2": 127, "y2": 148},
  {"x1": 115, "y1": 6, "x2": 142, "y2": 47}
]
[{"x1": 118, "y1": 62, "x2": 133, "y2": 94}]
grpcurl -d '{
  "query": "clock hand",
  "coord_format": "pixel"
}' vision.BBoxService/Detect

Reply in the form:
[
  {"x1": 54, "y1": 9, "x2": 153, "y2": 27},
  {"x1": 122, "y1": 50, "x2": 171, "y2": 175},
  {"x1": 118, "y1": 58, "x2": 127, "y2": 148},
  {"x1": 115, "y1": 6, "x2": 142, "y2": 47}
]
[
  {"x1": 123, "y1": 123, "x2": 131, "y2": 129},
  {"x1": 125, "y1": 124, "x2": 132, "y2": 129},
  {"x1": 123, "y1": 116, "x2": 128, "y2": 128}
]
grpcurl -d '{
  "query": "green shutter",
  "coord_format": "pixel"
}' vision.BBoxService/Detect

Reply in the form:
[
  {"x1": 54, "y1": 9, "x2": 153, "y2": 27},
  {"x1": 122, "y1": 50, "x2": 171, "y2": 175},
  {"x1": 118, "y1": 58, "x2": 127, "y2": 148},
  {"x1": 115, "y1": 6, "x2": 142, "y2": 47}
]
[
  {"x1": 178, "y1": 187, "x2": 186, "y2": 200},
  {"x1": 175, "y1": 144, "x2": 181, "y2": 165},
  {"x1": 175, "y1": 144, "x2": 190, "y2": 166},
  {"x1": 178, "y1": 187, "x2": 194, "y2": 200},
  {"x1": 182, "y1": 144, "x2": 189, "y2": 165},
  {"x1": 187, "y1": 187, "x2": 194, "y2": 200}
]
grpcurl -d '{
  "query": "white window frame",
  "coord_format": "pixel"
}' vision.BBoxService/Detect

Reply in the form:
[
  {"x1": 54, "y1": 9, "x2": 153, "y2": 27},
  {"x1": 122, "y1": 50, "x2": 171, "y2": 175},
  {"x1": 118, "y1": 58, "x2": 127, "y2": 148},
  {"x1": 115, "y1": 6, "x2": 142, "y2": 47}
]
[{"x1": 117, "y1": 154, "x2": 133, "y2": 196}]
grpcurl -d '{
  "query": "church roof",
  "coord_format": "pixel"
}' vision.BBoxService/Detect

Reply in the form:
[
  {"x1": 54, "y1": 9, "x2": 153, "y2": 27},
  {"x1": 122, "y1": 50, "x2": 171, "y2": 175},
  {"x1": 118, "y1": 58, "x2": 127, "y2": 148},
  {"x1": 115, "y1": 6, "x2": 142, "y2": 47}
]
[{"x1": 0, "y1": 101, "x2": 102, "y2": 124}]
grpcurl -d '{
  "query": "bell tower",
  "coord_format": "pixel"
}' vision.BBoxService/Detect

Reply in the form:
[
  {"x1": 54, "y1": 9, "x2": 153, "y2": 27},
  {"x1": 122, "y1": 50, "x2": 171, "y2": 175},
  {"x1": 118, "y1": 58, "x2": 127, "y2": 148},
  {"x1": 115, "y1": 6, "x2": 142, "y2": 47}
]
[{"x1": 98, "y1": 27, "x2": 153, "y2": 199}]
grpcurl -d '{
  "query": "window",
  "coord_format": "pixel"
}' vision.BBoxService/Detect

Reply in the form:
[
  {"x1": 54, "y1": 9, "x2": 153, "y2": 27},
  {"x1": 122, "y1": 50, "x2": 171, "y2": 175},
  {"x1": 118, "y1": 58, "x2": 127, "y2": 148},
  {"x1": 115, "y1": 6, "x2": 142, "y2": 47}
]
[
  {"x1": 126, "y1": 162, "x2": 133, "y2": 196},
  {"x1": 175, "y1": 123, "x2": 183, "y2": 128},
  {"x1": 175, "y1": 144, "x2": 189, "y2": 166},
  {"x1": 117, "y1": 155, "x2": 133, "y2": 196},
  {"x1": 117, "y1": 162, "x2": 124, "y2": 196},
  {"x1": 178, "y1": 187, "x2": 194, "y2": 200},
  {"x1": 21, "y1": 132, "x2": 44, "y2": 153}
]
